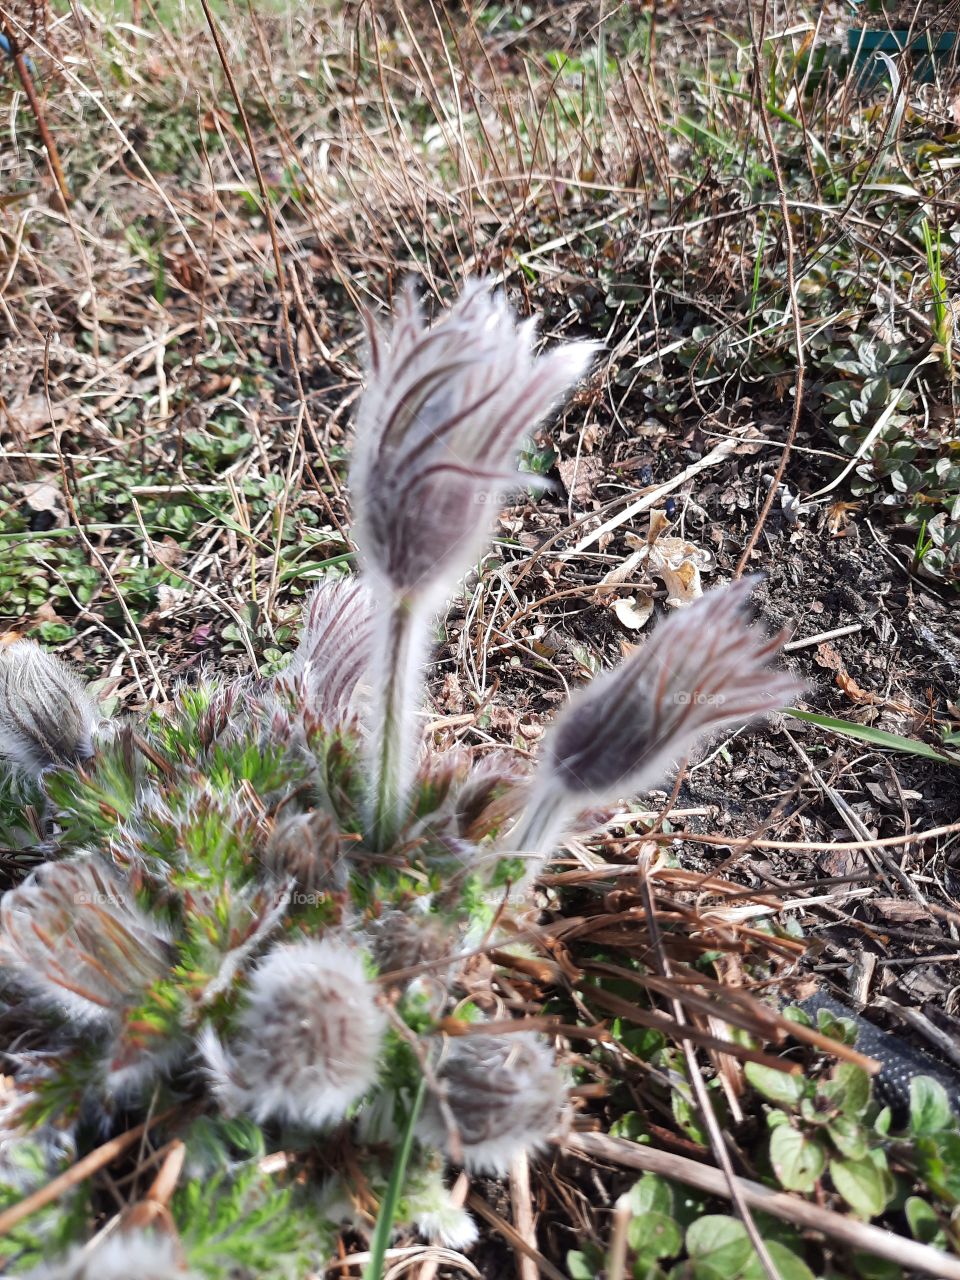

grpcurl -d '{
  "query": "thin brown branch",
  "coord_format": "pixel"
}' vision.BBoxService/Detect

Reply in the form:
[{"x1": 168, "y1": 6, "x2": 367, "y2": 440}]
[
  {"x1": 0, "y1": 1109, "x2": 176, "y2": 1237},
  {"x1": 0, "y1": 15, "x2": 71, "y2": 209},
  {"x1": 565, "y1": 1131, "x2": 960, "y2": 1280},
  {"x1": 466, "y1": 1191, "x2": 568, "y2": 1280}
]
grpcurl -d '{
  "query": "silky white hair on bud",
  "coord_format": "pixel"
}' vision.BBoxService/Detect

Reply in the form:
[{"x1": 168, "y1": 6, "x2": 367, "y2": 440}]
[
  {"x1": 509, "y1": 577, "x2": 803, "y2": 870},
  {"x1": 0, "y1": 641, "x2": 100, "y2": 778},
  {"x1": 0, "y1": 859, "x2": 171, "y2": 1023},
  {"x1": 261, "y1": 808, "x2": 348, "y2": 894},
  {"x1": 418, "y1": 1032, "x2": 567, "y2": 1175},
  {"x1": 199, "y1": 937, "x2": 386, "y2": 1129},
  {"x1": 351, "y1": 280, "x2": 598, "y2": 608},
  {"x1": 406, "y1": 1163, "x2": 478, "y2": 1251},
  {"x1": 277, "y1": 577, "x2": 373, "y2": 730}
]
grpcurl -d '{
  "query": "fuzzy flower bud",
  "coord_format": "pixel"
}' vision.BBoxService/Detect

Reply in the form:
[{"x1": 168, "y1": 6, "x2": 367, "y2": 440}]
[
  {"x1": 0, "y1": 859, "x2": 171, "y2": 1022},
  {"x1": 261, "y1": 809, "x2": 348, "y2": 894},
  {"x1": 351, "y1": 280, "x2": 598, "y2": 606},
  {"x1": 418, "y1": 1032, "x2": 567, "y2": 1174},
  {"x1": 278, "y1": 578, "x2": 372, "y2": 730},
  {"x1": 200, "y1": 937, "x2": 386, "y2": 1128},
  {"x1": 195, "y1": 678, "x2": 249, "y2": 750},
  {"x1": 406, "y1": 1160, "x2": 478, "y2": 1250},
  {"x1": 368, "y1": 909, "x2": 452, "y2": 980},
  {"x1": 14, "y1": 1232, "x2": 193, "y2": 1280},
  {"x1": 351, "y1": 280, "x2": 598, "y2": 850},
  {"x1": 511, "y1": 578, "x2": 802, "y2": 861},
  {"x1": 0, "y1": 641, "x2": 99, "y2": 777}
]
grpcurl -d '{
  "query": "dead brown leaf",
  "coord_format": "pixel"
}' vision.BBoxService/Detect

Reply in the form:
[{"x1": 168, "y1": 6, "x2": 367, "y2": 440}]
[{"x1": 557, "y1": 455, "x2": 604, "y2": 506}]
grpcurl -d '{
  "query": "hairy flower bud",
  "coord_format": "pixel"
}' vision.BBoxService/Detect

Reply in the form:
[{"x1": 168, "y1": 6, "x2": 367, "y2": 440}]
[
  {"x1": 351, "y1": 280, "x2": 598, "y2": 606},
  {"x1": 200, "y1": 938, "x2": 386, "y2": 1128},
  {"x1": 0, "y1": 859, "x2": 171, "y2": 1022},
  {"x1": 195, "y1": 678, "x2": 249, "y2": 750},
  {"x1": 406, "y1": 1160, "x2": 478, "y2": 1250},
  {"x1": 369, "y1": 909, "x2": 452, "y2": 979},
  {"x1": 351, "y1": 280, "x2": 598, "y2": 849},
  {"x1": 511, "y1": 578, "x2": 802, "y2": 862},
  {"x1": 278, "y1": 578, "x2": 372, "y2": 730},
  {"x1": 15, "y1": 1232, "x2": 193, "y2": 1280},
  {"x1": 413, "y1": 749, "x2": 525, "y2": 843},
  {"x1": 418, "y1": 1032, "x2": 567, "y2": 1174},
  {"x1": 261, "y1": 809, "x2": 348, "y2": 894},
  {"x1": 0, "y1": 641, "x2": 99, "y2": 777}
]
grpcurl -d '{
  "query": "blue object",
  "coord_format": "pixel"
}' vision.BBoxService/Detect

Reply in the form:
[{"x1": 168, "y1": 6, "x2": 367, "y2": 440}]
[
  {"x1": 0, "y1": 32, "x2": 36, "y2": 73},
  {"x1": 848, "y1": 26, "x2": 957, "y2": 84}
]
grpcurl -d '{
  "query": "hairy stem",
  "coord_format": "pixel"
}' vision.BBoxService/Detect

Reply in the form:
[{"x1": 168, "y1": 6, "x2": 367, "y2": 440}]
[{"x1": 367, "y1": 596, "x2": 421, "y2": 850}]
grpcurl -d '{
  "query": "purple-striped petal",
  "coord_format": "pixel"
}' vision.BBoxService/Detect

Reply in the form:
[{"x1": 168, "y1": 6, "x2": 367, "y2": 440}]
[
  {"x1": 544, "y1": 577, "x2": 801, "y2": 799},
  {"x1": 351, "y1": 281, "x2": 597, "y2": 603}
]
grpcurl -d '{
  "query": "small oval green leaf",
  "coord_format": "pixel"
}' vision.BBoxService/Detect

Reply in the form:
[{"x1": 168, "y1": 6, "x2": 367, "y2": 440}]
[{"x1": 770, "y1": 1126, "x2": 827, "y2": 1193}]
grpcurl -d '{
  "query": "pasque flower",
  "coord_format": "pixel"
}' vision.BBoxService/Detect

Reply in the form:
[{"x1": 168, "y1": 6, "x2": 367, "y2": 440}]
[
  {"x1": 200, "y1": 937, "x2": 386, "y2": 1128},
  {"x1": 418, "y1": 1031, "x2": 567, "y2": 1175},
  {"x1": 261, "y1": 808, "x2": 348, "y2": 894},
  {"x1": 350, "y1": 281, "x2": 597, "y2": 848},
  {"x1": 368, "y1": 908, "x2": 452, "y2": 981},
  {"x1": 0, "y1": 641, "x2": 99, "y2": 777},
  {"x1": 0, "y1": 859, "x2": 172, "y2": 1022},
  {"x1": 351, "y1": 281, "x2": 597, "y2": 602},
  {"x1": 510, "y1": 577, "x2": 802, "y2": 867},
  {"x1": 276, "y1": 577, "x2": 372, "y2": 731}
]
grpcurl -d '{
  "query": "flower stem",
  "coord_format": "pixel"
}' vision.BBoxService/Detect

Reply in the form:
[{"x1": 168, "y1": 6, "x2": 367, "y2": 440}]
[
  {"x1": 505, "y1": 777, "x2": 570, "y2": 884},
  {"x1": 368, "y1": 596, "x2": 419, "y2": 850}
]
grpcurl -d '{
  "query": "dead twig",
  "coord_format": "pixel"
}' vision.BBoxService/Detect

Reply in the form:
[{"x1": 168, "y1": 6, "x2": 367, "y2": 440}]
[
  {"x1": 466, "y1": 1191, "x2": 568, "y2": 1280},
  {"x1": 565, "y1": 1131, "x2": 960, "y2": 1280},
  {"x1": 509, "y1": 1153, "x2": 539, "y2": 1280},
  {"x1": 636, "y1": 851, "x2": 784, "y2": 1280},
  {"x1": 0, "y1": 13, "x2": 71, "y2": 209},
  {"x1": 0, "y1": 1110, "x2": 176, "y2": 1237}
]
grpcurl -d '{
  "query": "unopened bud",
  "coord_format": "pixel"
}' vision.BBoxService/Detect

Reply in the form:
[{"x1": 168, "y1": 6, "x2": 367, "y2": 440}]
[
  {"x1": 0, "y1": 641, "x2": 99, "y2": 777},
  {"x1": 418, "y1": 1032, "x2": 567, "y2": 1174},
  {"x1": 0, "y1": 859, "x2": 171, "y2": 1022},
  {"x1": 200, "y1": 938, "x2": 385, "y2": 1128},
  {"x1": 262, "y1": 809, "x2": 347, "y2": 894}
]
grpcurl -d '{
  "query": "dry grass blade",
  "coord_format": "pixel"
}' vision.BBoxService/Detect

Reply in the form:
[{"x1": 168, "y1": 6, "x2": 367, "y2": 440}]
[{"x1": 466, "y1": 1191, "x2": 568, "y2": 1280}]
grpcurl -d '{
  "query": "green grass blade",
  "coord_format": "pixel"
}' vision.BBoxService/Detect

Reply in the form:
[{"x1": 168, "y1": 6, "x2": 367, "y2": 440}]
[
  {"x1": 363, "y1": 1076, "x2": 427, "y2": 1280},
  {"x1": 785, "y1": 709, "x2": 960, "y2": 766},
  {"x1": 278, "y1": 552, "x2": 354, "y2": 582}
]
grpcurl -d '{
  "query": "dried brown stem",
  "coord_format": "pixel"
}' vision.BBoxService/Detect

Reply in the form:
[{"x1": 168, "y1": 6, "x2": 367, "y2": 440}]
[
  {"x1": 637, "y1": 861, "x2": 783, "y2": 1280},
  {"x1": 195, "y1": 0, "x2": 346, "y2": 540},
  {"x1": 734, "y1": 1, "x2": 805, "y2": 578},
  {"x1": 0, "y1": 14, "x2": 71, "y2": 209},
  {"x1": 565, "y1": 1131, "x2": 960, "y2": 1280},
  {"x1": 0, "y1": 1109, "x2": 176, "y2": 1237}
]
